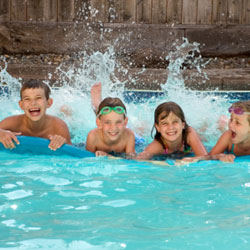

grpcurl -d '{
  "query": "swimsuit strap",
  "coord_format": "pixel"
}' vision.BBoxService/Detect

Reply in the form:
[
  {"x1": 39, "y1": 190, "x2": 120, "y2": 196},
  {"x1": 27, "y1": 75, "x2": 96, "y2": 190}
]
[
  {"x1": 183, "y1": 142, "x2": 192, "y2": 154},
  {"x1": 230, "y1": 144, "x2": 235, "y2": 155}
]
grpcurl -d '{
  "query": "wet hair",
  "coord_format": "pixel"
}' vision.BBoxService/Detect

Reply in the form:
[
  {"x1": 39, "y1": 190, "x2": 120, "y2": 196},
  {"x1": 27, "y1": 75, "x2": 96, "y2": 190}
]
[
  {"x1": 152, "y1": 101, "x2": 190, "y2": 146},
  {"x1": 231, "y1": 100, "x2": 250, "y2": 124},
  {"x1": 96, "y1": 97, "x2": 127, "y2": 118},
  {"x1": 20, "y1": 79, "x2": 51, "y2": 100}
]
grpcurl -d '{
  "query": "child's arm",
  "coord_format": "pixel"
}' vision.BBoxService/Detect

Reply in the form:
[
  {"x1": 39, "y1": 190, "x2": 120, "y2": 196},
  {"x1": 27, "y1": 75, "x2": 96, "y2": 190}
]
[
  {"x1": 209, "y1": 130, "x2": 231, "y2": 155},
  {"x1": 125, "y1": 129, "x2": 136, "y2": 155},
  {"x1": 86, "y1": 129, "x2": 97, "y2": 153},
  {"x1": 48, "y1": 118, "x2": 72, "y2": 150},
  {"x1": 187, "y1": 127, "x2": 207, "y2": 156},
  {"x1": 136, "y1": 140, "x2": 163, "y2": 160},
  {"x1": 180, "y1": 131, "x2": 234, "y2": 164},
  {"x1": 178, "y1": 153, "x2": 235, "y2": 165}
]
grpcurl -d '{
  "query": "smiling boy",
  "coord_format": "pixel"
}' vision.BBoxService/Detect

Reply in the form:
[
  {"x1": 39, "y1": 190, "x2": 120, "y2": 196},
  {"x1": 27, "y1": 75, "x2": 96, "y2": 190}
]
[
  {"x1": 0, "y1": 79, "x2": 71, "y2": 150},
  {"x1": 86, "y1": 97, "x2": 135, "y2": 156}
]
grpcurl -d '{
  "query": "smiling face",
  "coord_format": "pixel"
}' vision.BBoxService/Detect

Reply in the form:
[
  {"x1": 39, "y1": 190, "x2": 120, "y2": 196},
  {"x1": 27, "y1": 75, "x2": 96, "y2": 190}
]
[
  {"x1": 229, "y1": 112, "x2": 250, "y2": 145},
  {"x1": 97, "y1": 111, "x2": 128, "y2": 143},
  {"x1": 19, "y1": 87, "x2": 52, "y2": 122},
  {"x1": 155, "y1": 111, "x2": 185, "y2": 143}
]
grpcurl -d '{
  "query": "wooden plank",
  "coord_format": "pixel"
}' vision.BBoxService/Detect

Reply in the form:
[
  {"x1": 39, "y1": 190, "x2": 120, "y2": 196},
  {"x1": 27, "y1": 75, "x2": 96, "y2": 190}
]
[
  {"x1": 89, "y1": 0, "x2": 107, "y2": 22},
  {"x1": 167, "y1": 0, "x2": 182, "y2": 24},
  {"x1": 186, "y1": 27, "x2": 250, "y2": 57},
  {"x1": 137, "y1": 0, "x2": 152, "y2": 23},
  {"x1": 109, "y1": 0, "x2": 121, "y2": 22},
  {"x1": 227, "y1": 0, "x2": 242, "y2": 24},
  {"x1": 242, "y1": 0, "x2": 250, "y2": 24},
  {"x1": 43, "y1": 0, "x2": 58, "y2": 21},
  {"x1": 121, "y1": 0, "x2": 136, "y2": 22},
  {"x1": 212, "y1": 0, "x2": 227, "y2": 25},
  {"x1": 197, "y1": 0, "x2": 212, "y2": 24},
  {"x1": 58, "y1": 0, "x2": 75, "y2": 21},
  {"x1": 27, "y1": 0, "x2": 44, "y2": 21},
  {"x1": 182, "y1": 0, "x2": 197, "y2": 24},
  {"x1": 0, "y1": 0, "x2": 10, "y2": 21},
  {"x1": 10, "y1": 0, "x2": 27, "y2": 21},
  {"x1": 152, "y1": 0, "x2": 167, "y2": 24}
]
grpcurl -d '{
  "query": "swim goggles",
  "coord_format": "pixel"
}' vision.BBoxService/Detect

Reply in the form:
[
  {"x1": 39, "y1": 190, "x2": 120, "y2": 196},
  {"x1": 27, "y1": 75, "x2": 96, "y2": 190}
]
[
  {"x1": 97, "y1": 106, "x2": 126, "y2": 116},
  {"x1": 228, "y1": 106, "x2": 250, "y2": 115}
]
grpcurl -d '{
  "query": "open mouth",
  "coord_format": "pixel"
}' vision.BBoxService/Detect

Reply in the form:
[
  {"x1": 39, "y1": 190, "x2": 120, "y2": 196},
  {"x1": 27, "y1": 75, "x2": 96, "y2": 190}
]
[
  {"x1": 166, "y1": 131, "x2": 177, "y2": 136},
  {"x1": 29, "y1": 108, "x2": 41, "y2": 116},
  {"x1": 108, "y1": 131, "x2": 119, "y2": 137},
  {"x1": 231, "y1": 131, "x2": 236, "y2": 139}
]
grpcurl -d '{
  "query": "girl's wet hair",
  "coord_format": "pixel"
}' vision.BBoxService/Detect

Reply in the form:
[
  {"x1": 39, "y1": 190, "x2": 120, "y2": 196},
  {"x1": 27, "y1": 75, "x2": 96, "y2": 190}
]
[
  {"x1": 152, "y1": 101, "x2": 190, "y2": 144},
  {"x1": 20, "y1": 79, "x2": 51, "y2": 100},
  {"x1": 231, "y1": 100, "x2": 250, "y2": 123},
  {"x1": 97, "y1": 97, "x2": 127, "y2": 118}
]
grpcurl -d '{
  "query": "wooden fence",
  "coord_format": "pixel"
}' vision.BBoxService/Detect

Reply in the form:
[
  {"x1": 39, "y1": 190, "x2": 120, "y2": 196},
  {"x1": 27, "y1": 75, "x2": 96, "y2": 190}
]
[
  {"x1": 0, "y1": 1, "x2": 250, "y2": 90},
  {"x1": 1, "y1": 0, "x2": 250, "y2": 25}
]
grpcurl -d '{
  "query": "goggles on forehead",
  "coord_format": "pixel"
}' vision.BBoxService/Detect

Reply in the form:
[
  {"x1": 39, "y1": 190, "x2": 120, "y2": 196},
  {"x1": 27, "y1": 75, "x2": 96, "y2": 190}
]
[
  {"x1": 228, "y1": 106, "x2": 250, "y2": 115},
  {"x1": 97, "y1": 106, "x2": 126, "y2": 117}
]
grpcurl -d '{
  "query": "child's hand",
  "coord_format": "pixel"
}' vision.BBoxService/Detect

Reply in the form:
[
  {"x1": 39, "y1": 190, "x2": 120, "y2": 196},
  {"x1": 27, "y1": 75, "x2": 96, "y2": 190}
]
[
  {"x1": 95, "y1": 150, "x2": 108, "y2": 157},
  {"x1": 217, "y1": 153, "x2": 235, "y2": 163},
  {"x1": 48, "y1": 134, "x2": 66, "y2": 151},
  {"x1": 0, "y1": 130, "x2": 21, "y2": 149},
  {"x1": 136, "y1": 151, "x2": 153, "y2": 160},
  {"x1": 175, "y1": 157, "x2": 201, "y2": 166}
]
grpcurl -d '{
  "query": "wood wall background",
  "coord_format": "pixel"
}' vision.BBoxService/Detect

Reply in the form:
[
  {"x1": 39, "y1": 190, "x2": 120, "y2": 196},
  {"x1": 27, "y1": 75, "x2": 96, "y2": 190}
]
[
  {"x1": 0, "y1": 0, "x2": 250, "y2": 90},
  {"x1": 1, "y1": 0, "x2": 250, "y2": 25}
]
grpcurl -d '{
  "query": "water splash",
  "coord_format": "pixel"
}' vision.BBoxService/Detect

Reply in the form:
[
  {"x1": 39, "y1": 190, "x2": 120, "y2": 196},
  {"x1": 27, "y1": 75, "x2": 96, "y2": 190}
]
[
  {"x1": 0, "y1": 57, "x2": 21, "y2": 118},
  {"x1": 160, "y1": 38, "x2": 230, "y2": 145},
  {"x1": 0, "y1": 40, "x2": 231, "y2": 146}
]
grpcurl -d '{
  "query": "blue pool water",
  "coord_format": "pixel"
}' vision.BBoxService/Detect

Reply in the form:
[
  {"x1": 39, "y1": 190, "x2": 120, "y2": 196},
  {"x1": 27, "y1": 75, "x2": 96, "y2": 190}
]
[{"x1": 1, "y1": 150, "x2": 250, "y2": 249}]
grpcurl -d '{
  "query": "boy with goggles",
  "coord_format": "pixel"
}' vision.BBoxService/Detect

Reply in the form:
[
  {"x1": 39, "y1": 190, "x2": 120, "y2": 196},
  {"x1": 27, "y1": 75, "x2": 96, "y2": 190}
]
[{"x1": 86, "y1": 97, "x2": 135, "y2": 156}]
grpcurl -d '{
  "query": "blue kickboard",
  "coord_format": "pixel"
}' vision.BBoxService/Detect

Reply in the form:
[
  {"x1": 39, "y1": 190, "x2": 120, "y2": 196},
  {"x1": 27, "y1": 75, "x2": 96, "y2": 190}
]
[
  {"x1": 0, "y1": 136, "x2": 249, "y2": 162},
  {"x1": 0, "y1": 136, "x2": 95, "y2": 158}
]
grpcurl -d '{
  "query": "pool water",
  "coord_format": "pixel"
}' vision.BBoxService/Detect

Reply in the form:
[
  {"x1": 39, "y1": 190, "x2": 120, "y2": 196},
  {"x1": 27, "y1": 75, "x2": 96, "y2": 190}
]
[
  {"x1": 1, "y1": 40, "x2": 250, "y2": 249},
  {"x1": 1, "y1": 151, "x2": 250, "y2": 249}
]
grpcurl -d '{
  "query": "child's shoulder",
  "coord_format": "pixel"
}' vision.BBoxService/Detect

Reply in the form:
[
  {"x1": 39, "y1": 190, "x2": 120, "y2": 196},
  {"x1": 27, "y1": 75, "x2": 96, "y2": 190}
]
[
  {"x1": 48, "y1": 114, "x2": 67, "y2": 124},
  {"x1": 186, "y1": 126, "x2": 200, "y2": 139},
  {"x1": 125, "y1": 127, "x2": 135, "y2": 136},
  {"x1": 187, "y1": 126, "x2": 197, "y2": 133},
  {"x1": 87, "y1": 128, "x2": 101, "y2": 141},
  {"x1": 46, "y1": 115, "x2": 70, "y2": 131},
  {"x1": 221, "y1": 130, "x2": 232, "y2": 140},
  {"x1": 0, "y1": 114, "x2": 24, "y2": 127}
]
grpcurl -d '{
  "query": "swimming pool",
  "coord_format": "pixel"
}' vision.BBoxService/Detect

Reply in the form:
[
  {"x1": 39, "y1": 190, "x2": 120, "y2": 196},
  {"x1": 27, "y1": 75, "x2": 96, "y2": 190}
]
[
  {"x1": 1, "y1": 43, "x2": 250, "y2": 249},
  {"x1": 0, "y1": 88, "x2": 250, "y2": 249},
  {"x1": 1, "y1": 147, "x2": 250, "y2": 249}
]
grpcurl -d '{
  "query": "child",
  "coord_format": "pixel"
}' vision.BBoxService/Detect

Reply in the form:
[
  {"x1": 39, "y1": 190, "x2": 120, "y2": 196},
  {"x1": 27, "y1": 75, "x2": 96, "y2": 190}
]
[
  {"x1": 209, "y1": 100, "x2": 250, "y2": 161},
  {"x1": 137, "y1": 101, "x2": 207, "y2": 160},
  {"x1": 0, "y1": 79, "x2": 71, "y2": 150},
  {"x1": 86, "y1": 97, "x2": 135, "y2": 156}
]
